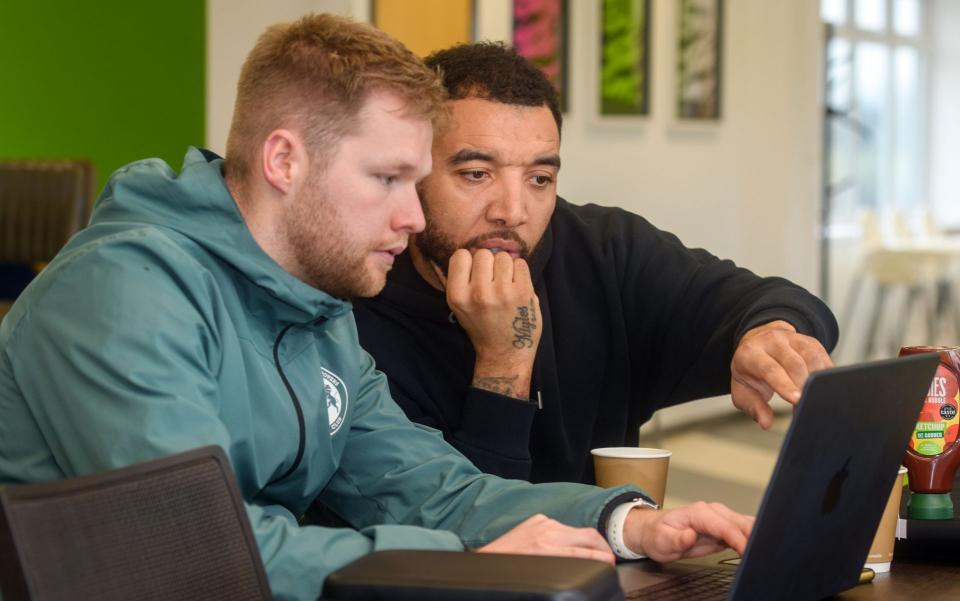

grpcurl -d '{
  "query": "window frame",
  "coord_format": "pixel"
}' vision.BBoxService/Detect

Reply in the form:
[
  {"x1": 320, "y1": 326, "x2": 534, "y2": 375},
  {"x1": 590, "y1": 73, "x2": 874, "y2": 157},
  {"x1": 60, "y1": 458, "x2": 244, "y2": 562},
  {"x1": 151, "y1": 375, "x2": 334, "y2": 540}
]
[{"x1": 822, "y1": 0, "x2": 932, "y2": 225}]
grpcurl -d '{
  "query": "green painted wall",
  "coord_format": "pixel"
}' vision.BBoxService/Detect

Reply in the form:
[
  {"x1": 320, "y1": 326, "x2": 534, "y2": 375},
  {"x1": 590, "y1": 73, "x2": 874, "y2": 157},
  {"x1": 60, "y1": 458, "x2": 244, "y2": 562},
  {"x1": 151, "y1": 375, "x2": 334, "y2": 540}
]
[{"x1": 0, "y1": 1, "x2": 205, "y2": 193}]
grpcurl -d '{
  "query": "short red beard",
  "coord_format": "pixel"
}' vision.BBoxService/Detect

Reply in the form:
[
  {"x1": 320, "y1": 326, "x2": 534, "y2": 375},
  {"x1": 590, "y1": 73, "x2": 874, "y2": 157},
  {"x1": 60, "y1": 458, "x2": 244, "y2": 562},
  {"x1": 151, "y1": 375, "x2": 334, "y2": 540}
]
[{"x1": 286, "y1": 176, "x2": 384, "y2": 299}]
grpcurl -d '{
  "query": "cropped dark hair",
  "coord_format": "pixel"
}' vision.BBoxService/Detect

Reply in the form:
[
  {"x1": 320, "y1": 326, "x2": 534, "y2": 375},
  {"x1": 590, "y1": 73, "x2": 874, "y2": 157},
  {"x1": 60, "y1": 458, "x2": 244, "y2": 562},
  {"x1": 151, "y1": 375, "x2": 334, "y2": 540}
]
[{"x1": 424, "y1": 42, "x2": 562, "y2": 134}]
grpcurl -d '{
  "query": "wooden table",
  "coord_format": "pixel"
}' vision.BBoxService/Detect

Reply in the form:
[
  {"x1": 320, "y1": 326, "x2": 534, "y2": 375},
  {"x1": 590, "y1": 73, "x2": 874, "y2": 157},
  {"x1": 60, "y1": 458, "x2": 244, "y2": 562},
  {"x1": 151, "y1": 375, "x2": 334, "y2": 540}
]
[
  {"x1": 849, "y1": 480, "x2": 960, "y2": 600},
  {"x1": 835, "y1": 556, "x2": 960, "y2": 600},
  {"x1": 634, "y1": 545, "x2": 960, "y2": 600}
]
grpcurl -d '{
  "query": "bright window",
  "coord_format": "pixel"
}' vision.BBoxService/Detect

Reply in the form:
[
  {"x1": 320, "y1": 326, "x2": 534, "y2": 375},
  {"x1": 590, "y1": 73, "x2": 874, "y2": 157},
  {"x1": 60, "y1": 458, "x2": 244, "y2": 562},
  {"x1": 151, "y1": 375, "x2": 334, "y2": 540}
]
[
  {"x1": 893, "y1": 0, "x2": 921, "y2": 36},
  {"x1": 821, "y1": 0, "x2": 928, "y2": 227},
  {"x1": 855, "y1": 0, "x2": 887, "y2": 31}
]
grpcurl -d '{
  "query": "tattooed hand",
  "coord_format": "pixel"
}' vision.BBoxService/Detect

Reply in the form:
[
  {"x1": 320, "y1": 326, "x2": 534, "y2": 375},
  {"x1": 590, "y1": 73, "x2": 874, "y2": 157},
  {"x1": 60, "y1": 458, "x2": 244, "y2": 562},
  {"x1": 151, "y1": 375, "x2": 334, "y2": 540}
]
[{"x1": 442, "y1": 248, "x2": 542, "y2": 400}]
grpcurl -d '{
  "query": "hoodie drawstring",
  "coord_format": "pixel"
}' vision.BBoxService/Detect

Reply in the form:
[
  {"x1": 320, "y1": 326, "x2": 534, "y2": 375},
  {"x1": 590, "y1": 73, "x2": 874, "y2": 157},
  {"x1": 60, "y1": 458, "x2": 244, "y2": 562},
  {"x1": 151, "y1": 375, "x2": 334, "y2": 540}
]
[{"x1": 267, "y1": 322, "x2": 307, "y2": 484}]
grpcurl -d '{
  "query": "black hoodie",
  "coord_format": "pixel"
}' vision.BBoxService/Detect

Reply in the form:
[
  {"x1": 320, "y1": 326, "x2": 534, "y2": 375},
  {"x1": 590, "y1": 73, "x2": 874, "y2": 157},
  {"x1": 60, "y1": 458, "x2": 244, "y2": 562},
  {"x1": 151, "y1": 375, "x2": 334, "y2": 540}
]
[{"x1": 354, "y1": 198, "x2": 839, "y2": 484}]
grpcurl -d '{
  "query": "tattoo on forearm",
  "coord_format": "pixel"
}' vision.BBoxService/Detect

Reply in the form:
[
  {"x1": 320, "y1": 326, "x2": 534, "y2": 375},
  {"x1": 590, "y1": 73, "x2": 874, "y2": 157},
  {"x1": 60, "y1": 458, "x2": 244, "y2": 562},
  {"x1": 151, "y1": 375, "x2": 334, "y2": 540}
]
[
  {"x1": 474, "y1": 375, "x2": 523, "y2": 398},
  {"x1": 512, "y1": 299, "x2": 537, "y2": 349}
]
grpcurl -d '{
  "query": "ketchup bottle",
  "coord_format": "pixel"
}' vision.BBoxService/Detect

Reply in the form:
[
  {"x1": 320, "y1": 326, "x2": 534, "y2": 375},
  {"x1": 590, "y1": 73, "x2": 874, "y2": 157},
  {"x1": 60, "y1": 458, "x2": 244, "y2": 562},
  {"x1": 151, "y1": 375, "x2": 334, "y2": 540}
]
[{"x1": 899, "y1": 346, "x2": 960, "y2": 519}]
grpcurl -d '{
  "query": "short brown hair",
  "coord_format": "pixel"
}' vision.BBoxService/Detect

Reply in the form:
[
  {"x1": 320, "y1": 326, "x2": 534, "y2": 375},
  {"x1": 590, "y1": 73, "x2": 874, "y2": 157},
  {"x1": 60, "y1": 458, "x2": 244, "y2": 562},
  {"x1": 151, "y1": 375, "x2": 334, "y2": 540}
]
[{"x1": 225, "y1": 13, "x2": 446, "y2": 184}]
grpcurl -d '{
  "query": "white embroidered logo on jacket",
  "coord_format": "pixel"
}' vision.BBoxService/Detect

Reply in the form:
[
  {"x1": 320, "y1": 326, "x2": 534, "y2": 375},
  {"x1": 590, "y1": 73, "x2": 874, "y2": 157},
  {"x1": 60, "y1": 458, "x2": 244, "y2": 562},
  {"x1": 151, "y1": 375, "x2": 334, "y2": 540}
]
[{"x1": 321, "y1": 367, "x2": 348, "y2": 435}]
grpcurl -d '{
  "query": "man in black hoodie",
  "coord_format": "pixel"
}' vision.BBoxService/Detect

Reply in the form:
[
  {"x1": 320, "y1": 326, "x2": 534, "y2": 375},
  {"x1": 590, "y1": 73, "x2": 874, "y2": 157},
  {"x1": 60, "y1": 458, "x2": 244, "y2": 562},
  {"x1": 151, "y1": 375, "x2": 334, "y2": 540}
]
[{"x1": 353, "y1": 42, "x2": 838, "y2": 484}]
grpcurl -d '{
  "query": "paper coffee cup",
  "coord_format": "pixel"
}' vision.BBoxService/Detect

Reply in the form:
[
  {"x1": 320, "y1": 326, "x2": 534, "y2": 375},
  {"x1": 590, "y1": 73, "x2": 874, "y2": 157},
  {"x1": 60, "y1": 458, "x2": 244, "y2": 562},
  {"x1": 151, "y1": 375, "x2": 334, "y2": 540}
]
[
  {"x1": 865, "y1": 466, "x2": 908, "y2": 573},
  {"x1": 591, "y1": 447, "x2": 672, "y2": 506}
]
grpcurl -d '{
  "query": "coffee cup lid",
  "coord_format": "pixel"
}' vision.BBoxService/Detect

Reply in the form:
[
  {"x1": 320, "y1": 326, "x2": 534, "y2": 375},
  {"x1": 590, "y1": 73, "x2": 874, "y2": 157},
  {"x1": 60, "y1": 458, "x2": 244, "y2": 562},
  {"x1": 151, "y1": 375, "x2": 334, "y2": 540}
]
[{"x1": 590, "y1": 447, "x2": 672, "y2": 459}]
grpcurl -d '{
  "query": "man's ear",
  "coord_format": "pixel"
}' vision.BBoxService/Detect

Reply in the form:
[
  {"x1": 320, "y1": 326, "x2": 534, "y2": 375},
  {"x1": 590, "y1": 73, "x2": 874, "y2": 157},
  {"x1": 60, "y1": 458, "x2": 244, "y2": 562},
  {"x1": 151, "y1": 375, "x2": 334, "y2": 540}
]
[{"x1": 260, "y1": 129, "x2": 308, "y2": 195}]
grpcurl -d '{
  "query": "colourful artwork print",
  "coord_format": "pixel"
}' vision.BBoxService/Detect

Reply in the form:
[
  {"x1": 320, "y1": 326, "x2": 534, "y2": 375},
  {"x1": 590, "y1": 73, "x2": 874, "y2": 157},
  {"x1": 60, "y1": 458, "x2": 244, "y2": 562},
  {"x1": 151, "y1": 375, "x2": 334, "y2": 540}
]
[
  {"x1": 513, "y1": 0, "x2": 567, "y2": 109},
  {"x1": 601, "y1": 0, "x2": 650, "y2": 115}
]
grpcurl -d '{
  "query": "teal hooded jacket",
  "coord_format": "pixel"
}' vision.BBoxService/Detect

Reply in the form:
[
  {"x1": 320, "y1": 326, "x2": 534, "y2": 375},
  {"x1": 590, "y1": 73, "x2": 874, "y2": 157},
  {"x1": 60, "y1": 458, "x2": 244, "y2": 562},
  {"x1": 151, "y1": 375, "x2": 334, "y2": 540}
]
[{"x1": 0, "y1": 148, "x2": 642, "y2": 600}]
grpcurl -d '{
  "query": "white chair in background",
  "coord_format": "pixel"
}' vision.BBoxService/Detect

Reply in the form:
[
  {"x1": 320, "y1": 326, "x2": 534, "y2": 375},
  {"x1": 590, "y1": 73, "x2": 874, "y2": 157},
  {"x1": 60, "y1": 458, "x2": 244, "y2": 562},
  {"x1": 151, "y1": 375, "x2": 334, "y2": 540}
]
[
  {"x1": 839, "y1": 209, "x2": 947, "y2": 360},
  {"x1": 916, "y1": 208, "x2": 960, "y2": 345}
]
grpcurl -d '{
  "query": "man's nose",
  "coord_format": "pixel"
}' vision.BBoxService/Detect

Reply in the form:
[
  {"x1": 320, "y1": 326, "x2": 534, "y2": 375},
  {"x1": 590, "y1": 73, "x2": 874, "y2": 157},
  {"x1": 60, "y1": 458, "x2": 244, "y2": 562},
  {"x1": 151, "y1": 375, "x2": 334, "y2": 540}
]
[
  {"x1": 486, "y1": 178, "x2": 528, "y2": 228},
  {"x1": 393, "y1": 182, "x2": 425, "y2": 234}
]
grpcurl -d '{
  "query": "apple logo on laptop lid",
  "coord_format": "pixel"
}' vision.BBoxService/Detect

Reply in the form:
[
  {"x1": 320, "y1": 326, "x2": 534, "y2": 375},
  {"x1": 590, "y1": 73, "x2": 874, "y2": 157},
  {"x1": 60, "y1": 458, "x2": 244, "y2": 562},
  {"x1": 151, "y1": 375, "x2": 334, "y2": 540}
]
[{"x1": 822, "y1": 457, "x2": 851, "y2": 515}]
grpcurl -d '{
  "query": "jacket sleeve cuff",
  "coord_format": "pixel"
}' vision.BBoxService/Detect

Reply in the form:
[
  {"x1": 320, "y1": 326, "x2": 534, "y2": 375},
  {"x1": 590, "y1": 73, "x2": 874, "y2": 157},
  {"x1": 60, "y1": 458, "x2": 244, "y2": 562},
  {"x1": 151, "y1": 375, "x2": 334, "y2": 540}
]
[{"x1": 454, "y1": 387, "x2": 538, "y2": 460}]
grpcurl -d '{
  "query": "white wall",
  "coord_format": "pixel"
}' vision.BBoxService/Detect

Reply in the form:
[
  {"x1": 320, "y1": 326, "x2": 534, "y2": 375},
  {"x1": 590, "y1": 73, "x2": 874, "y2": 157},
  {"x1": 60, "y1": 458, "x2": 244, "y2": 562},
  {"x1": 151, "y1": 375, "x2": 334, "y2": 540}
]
[
  {"x1": 206, "y1": 0, "x2": 367, "y2": 154},
  {"x1": 557, "y1": 1, "x2": 823, "y2": 288},
  {"x1": 929, "y1": 0, "x2": 960, "y2": 230}
]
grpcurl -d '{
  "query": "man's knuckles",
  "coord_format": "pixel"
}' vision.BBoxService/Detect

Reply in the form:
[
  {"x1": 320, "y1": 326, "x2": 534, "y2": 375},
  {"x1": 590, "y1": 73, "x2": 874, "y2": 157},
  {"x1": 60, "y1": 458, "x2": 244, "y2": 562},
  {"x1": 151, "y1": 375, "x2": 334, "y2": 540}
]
[
  {"x1": 735, "y1": 336, "x2": 767, "y2": 358},
  {"x1": 467, "y1": 285, "x2": 496, "y2": 304},
  {"x1": 755, "y1": 359, "x2": 781, "y2": 378}
]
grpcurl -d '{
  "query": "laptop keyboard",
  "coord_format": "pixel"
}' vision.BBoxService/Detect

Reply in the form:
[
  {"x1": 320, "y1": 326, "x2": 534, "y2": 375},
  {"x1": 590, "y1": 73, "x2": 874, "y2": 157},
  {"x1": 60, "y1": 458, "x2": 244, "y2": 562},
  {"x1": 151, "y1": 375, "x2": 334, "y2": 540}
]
[{"x1": 624, "y1": 567, "x2": 734, "y2": 600}]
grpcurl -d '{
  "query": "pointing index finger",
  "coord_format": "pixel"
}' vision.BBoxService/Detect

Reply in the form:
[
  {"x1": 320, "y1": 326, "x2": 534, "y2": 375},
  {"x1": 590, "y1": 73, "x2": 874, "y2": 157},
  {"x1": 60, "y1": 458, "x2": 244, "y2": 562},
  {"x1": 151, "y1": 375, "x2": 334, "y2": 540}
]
[{"x1": 754, "y1": 355, "x2": 802, "y2": 404}]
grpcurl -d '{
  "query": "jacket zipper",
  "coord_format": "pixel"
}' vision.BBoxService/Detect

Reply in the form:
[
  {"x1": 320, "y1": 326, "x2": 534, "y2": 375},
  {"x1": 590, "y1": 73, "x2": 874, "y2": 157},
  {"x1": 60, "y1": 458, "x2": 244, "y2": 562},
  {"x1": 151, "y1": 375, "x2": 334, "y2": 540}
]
[{"x1": 268, "y1": 322, "x2": 307, "y2": 484}]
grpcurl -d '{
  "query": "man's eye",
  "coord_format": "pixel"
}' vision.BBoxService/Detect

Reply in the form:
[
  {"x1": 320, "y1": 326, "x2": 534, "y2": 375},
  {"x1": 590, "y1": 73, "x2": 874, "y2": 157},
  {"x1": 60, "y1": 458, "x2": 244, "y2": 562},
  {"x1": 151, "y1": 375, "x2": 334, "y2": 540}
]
[
  {"x1": 461, "y1": 170, "x2": 487, "y2": 181},
  {"x1": 379, "y1": 175, "x2": 398, "y2": 186},
  {"x1": 531, "y1": 175, "x2": 553, "y2": 186}
]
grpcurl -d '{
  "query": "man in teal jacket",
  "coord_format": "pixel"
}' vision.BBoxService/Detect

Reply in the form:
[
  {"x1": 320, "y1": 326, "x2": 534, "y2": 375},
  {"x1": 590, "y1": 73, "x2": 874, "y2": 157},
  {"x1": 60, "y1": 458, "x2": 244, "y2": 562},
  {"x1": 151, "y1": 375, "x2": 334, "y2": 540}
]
[{"x1": 0, "y1": 14, "x2": 751, "y2": 601}]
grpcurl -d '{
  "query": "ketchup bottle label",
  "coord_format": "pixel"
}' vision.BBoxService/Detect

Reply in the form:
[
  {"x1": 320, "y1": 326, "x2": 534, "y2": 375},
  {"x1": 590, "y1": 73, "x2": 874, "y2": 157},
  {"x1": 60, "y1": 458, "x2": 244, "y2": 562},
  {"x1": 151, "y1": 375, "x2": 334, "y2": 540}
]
[{"x1": 909, "y1": 364, "x2": 960, "y2": 456}]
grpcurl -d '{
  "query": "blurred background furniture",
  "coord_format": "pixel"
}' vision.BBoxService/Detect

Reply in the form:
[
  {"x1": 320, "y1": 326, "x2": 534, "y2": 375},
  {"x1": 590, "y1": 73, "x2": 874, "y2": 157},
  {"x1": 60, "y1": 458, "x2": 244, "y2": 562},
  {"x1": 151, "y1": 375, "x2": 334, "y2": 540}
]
[
  {"x1": 0, "y1": 159, "x2": 94, "y2": 319},
  {"x1": 0, "y1": 446, "x2": 273, "y2": 601},
  {"x1": 840, "y1": 210, "x2": 960, "y2": 360}
]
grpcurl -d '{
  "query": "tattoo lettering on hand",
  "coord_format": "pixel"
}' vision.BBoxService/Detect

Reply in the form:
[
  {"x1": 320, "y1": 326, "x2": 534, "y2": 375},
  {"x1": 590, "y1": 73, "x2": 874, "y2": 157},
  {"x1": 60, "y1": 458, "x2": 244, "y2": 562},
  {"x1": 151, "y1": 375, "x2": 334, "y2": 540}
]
[
  {"x1": 512, "y1": 300, "x2": 537, "y2": 349},
  {"x1": 474, "y1": 375, "x2": 521, "y2": 398}
]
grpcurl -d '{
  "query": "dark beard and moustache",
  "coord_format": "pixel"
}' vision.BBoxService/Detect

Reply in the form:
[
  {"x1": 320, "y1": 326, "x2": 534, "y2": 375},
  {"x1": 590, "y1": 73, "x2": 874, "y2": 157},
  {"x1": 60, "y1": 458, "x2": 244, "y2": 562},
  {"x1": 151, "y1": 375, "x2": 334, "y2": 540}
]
[
  {"x1": 415, "y1": 194, "x2": 534, "y2": 276},
  {"x1": 415, "y1": 223, "x2": 532, "y2": 276}
]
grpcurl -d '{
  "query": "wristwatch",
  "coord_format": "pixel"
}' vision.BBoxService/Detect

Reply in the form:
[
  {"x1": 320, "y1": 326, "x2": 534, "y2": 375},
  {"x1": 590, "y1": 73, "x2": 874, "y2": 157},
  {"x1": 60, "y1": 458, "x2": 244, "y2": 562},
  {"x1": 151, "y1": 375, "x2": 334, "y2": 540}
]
[{"x1": 606, "y1": 497, "x2": 659, "y2": 560}]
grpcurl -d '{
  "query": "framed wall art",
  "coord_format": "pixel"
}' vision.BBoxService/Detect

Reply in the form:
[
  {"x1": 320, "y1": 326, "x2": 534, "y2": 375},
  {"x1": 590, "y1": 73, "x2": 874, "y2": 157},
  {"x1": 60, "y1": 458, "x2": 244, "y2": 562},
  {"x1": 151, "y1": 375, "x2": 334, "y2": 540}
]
[
  {"x1": 372, "y1": 0, "x2": 474, "y2": 58},
  {"x1": 676, "y1": 0, "x2": 723, "y2": 120},
  {"x1": 600, "y1": 0, "x2": 651, "y2": 116},
  {"x1": 513, "y1": 0, "x2": 568, "y2": 111}
]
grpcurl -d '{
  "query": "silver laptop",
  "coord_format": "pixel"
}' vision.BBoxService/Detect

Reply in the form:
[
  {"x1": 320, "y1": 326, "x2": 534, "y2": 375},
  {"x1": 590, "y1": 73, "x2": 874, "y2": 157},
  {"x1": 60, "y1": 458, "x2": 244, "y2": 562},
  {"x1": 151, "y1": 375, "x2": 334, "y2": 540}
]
[{"x1": 617, "y1": 353, "x2": 940, "y2": 601}]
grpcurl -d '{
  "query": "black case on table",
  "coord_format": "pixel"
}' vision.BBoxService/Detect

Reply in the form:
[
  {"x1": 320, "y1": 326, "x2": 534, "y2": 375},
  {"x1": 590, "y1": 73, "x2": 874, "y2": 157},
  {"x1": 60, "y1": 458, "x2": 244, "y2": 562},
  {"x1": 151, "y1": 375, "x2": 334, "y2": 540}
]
[{"x1": 322, "y1": 550, "x2": 623, "y2": 601}]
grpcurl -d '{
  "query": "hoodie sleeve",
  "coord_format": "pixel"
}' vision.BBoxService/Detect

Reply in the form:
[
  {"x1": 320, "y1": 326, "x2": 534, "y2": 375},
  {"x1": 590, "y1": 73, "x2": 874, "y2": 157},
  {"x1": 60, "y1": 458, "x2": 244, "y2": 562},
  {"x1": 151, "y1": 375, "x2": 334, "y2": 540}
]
[
  {"x1": 389, "y1": 383, "x2": 538, "y2": 480},
  {"x1": 0, "y1": 244, "x2": 471, "y2": 601},
  {"x1": 591, "y1": 206, "x2": 839, "y2": 411}
]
